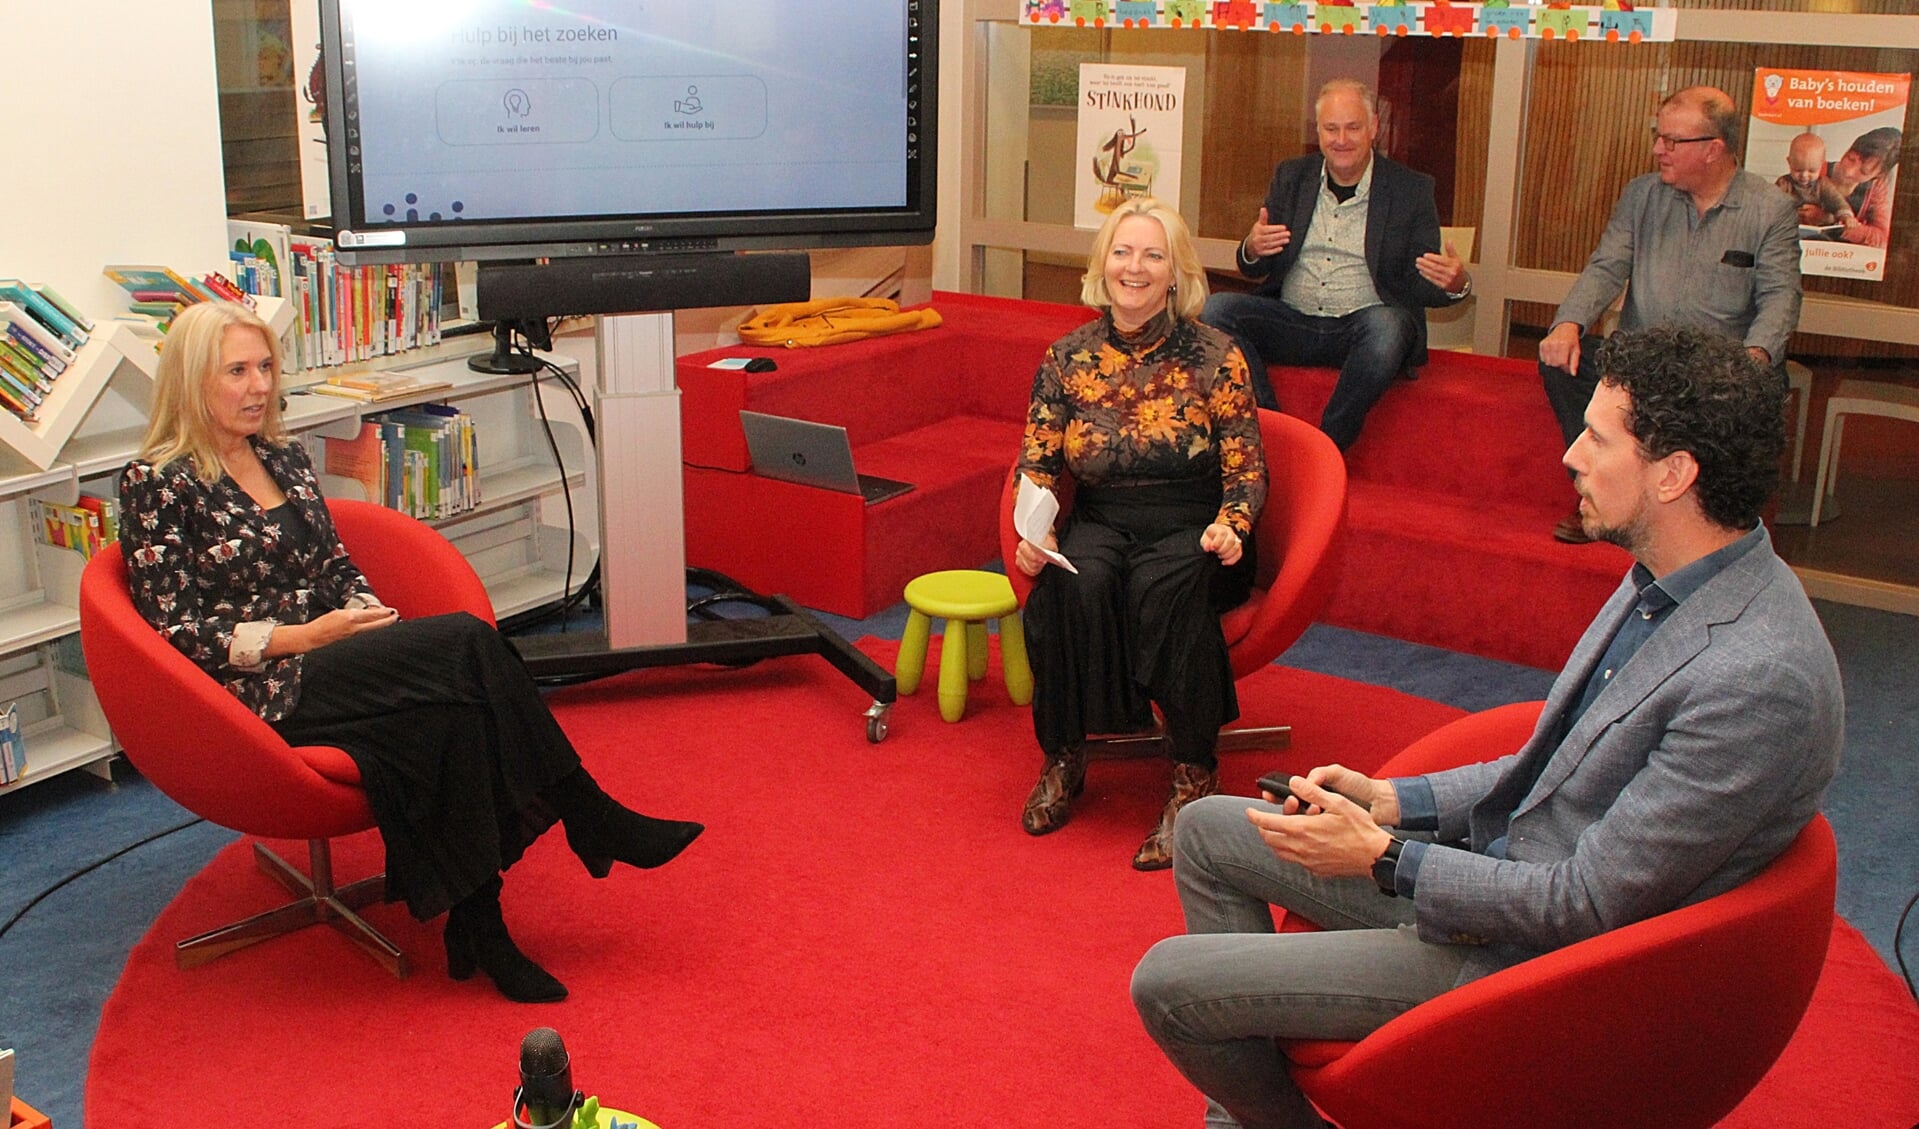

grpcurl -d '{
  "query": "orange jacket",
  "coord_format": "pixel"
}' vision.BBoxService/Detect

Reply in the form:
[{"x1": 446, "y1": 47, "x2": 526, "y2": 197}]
[{"x1": 737, "y1": 298, "x2": 942, "y2": 348}]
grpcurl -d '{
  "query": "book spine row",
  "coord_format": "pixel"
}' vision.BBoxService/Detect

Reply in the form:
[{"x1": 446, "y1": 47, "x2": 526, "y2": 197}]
[
  {"x1": 322, "y1": 409, "x2": 481, "y2": 520},
  {"x1": 0, "y1": 281, "x2": 90, "y2": 351},
  {"x1": 287, "y1": 241, "x2": 446, "y2": 371},
  {"x1": 0, "y1": 325, "x2": 57, "y2": 423},
  {"x1": 0, "y1": 281, "x2": 90, "y2": 423},
  {"x1": 228, "y1": 249, "x2": 282, "y2": 298},
  {"x1": 0, "y1": 704, "x2": 22, "y2": 785},
  {"x1": 100, "y1": 265, "x2": 257, "y2": 338}
]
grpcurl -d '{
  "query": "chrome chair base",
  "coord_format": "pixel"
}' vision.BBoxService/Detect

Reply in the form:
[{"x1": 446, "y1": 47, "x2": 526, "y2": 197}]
[{"x1": 174, "y1": 838, "x2": 408, "y2": 979}]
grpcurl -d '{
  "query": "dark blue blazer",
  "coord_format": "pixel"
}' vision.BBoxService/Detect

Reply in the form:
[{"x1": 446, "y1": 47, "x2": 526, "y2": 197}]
[{"x1": 1240, "y1": 151, "x2": 1456, "y2": 366}]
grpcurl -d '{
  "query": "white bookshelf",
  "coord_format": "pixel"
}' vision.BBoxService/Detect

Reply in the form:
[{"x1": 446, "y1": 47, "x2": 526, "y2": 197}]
[
  {"x1": 0, "y1": 333, "x2": 596, "y2": 795},
  {"x1": 0, "y1": 298, "x2": 289, "y2": 470}
]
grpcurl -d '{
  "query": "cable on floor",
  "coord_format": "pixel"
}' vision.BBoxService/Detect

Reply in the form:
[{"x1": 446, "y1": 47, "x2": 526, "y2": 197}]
[{"x1": 0, "y1": 816, "x2": 206, "y2": 943}]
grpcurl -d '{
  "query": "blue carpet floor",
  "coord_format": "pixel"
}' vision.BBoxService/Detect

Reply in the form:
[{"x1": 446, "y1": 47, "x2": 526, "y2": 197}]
[{"x1": 1, "y1": 593, "x2": 1913, "y2": 1128}]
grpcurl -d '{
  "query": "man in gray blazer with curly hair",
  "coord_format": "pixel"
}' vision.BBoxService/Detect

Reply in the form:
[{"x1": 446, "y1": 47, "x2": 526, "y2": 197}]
[{"x1": 1131, "y1": 324, "x2": 1844, "y2": 1129}]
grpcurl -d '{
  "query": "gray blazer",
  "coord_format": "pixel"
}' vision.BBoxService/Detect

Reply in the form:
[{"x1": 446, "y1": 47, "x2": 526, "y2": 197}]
[{"x1": 1406, "y1": 532, "x2": 1843, "y2": 984}]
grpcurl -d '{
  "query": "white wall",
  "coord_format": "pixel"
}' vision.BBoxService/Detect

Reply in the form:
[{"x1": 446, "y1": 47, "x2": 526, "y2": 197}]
[{"x1": 0, "y1": 2, "x2": 231, "y2": 320}]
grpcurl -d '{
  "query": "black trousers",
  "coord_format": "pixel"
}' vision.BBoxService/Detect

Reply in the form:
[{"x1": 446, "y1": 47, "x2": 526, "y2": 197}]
[
  {"x1": 1025, "y1": 481, "x2": 1256, "y2": 768},
  {"x1": 1542, "y1": 333, "x2": 1788, "y2": 449},
  {"x1": 272, "y1": 612, "x2": 580, "y2": 921}
]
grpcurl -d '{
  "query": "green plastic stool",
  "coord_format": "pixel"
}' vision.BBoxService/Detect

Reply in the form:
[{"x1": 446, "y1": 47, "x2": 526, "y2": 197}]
[{"x1": 896, "y1": 569, "x2": 1033, "y2": 722}]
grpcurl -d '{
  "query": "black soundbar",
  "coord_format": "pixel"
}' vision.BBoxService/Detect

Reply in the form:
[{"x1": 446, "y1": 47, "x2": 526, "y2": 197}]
[{"x1": 476, "y1": 251, "x2": 811, "y2": 321}]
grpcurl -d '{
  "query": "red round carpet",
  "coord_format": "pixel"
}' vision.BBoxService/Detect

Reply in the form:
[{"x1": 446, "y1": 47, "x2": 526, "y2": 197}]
[{"x1": 86, "y1": 643, "x2": 1919, "y2": 1127}]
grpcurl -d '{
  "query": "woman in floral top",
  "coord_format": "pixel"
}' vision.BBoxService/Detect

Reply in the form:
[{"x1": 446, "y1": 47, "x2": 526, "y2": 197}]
[
  {"x1": 1012, "y1": 197, "x2": 1269, "y2": 870},
  {"x1": 119, "y1": 302, "x2": 702, "y2": 1003}
]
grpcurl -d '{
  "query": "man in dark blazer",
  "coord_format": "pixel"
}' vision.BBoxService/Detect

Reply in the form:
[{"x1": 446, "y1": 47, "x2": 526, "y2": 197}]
[
  {"x1": 1132, "y1": 325, "x2": 1843, "y2": 1129},
  {"x1": 1201, "y1": 79, "x2": 1470, "y2": 449}
]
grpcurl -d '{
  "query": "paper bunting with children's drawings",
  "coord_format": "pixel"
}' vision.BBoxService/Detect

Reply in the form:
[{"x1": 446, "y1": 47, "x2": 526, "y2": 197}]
[{"x1": 1024, "y1": 0, "x2": 1676, "y2": 42}]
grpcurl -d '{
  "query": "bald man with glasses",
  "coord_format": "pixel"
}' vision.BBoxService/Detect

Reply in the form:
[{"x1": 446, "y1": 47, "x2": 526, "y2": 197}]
[{"x1": 1537, "y1": 85, "x2": 1801, "y2": 544}]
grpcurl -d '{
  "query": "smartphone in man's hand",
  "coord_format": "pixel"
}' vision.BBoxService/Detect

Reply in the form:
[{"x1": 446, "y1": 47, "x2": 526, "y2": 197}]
[
  {"x1": 1255, "y1": 771, "x2": 1301, "y2": 804},
  {"x1": 1255, "y1": 772, "x2": 1354, "y2": 809}
]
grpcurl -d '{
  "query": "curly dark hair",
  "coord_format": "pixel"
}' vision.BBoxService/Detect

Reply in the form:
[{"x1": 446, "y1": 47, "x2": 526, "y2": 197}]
[{"x1": 1592, "y1": 326, "x2": 1784, "y2": 530}]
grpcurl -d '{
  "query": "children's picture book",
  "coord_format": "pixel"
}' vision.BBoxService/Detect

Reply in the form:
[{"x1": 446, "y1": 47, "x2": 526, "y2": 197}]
[
  {"x1": 28, "y1": 496, "x2": 109, "y2": 557},
  {"x1": 0, "y1": 351, "x2": 47, "y2": 418},
  {"x1": 200, "y1": 271, "x2": 258, "y2": 307},
  {"x1": 0, "y1": 280, "x2": 89, "y2": 347},
  {"x1": 3, "y1": 319, "x2": 64, "y2": 375},
  {"x1": 0, "y1": 352, "x2": 42, "y2": 399},
  {"x1": 0, "y1": 703, "x2": 24, "y2": 785},
  {"x1": 306, "y1": 371, "x2": 454, "y2": 403},
  {"x1": 322, "y1": 420, "x2": 389, "y2": 503},
  {"x1": 0, "y1": 301, "x2": 77, "y2": 364},
  {"x1": 0, "y1": 336, "x2": 55, "y2": 388},
  {"x1": 230, "y1": 217, "x2": 294, "y2": 298},
  {"x1": 0, "y1": 372, "x2": 37, "y2": 421},
  {"x1": 102, "y1": 266, "x2": 213, "y2": 305},
  {"x1": 77, "y1": 492, "x2": 120, "y2": 545},
  {"x1": 29, "y1": 283, "x2": 94, "y2": 333}
]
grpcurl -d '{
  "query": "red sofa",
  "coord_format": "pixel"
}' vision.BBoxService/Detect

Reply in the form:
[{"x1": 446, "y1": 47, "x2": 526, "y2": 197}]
[
  {"x1": 676, "y1": 291, "x2": 1627, "y2": 669},
  {"x1": 677, "y1": 291, "x2": 1091, "y2": 618},
  {"x1": 1275, "y1": 353, "x2": 1630, "y2": 669}
]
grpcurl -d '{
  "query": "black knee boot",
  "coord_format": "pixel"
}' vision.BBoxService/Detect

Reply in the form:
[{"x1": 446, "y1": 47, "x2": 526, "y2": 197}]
[
  {"x1": 548, "y1": 767, "x2": 704, "y2": 879},
  {"x1": 443, "y1": 876, "x2": 567, "y2": 1003}
]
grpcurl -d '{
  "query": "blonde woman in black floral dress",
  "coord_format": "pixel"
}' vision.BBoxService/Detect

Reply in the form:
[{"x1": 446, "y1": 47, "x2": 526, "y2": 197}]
[
  {"x1": 1012, "y1": 197, "x2": 1269, "y2": 870},
  {"x1": 119, "y1": 301, "x2": 701, "y2": 1002}
]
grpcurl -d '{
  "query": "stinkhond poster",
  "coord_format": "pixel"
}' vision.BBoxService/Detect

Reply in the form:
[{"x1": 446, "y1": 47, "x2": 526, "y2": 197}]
[{"x1": 1075, "y1": 65, "x2": 1185, "y2": 230}]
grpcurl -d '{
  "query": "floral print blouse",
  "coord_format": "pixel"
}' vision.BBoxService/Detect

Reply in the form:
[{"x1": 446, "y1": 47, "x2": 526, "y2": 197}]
[
  {"x1": 1017, "y1": 309, "x2": 1267, "y2": 536},
  {"x1": 119, "y1": 437, "x2": 379, "y2": 722}
]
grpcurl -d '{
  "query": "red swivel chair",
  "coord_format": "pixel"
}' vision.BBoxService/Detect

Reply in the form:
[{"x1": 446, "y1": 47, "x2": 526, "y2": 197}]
[
  {"x1": 999, "y1": 408, "x2": 1348, "y2": 752},
  {"x1": 1278, "y1": 701, "x2": 1838, "y2": 1129},
  {"x1": 79, "y1": 499, "x2": 496, "y2": 978}
]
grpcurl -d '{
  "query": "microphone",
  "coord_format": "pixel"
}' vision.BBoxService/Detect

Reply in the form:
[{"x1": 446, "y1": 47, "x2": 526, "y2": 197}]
[{"x1": 514, "y1": 1027, "x2": 583, "y2": 1129}]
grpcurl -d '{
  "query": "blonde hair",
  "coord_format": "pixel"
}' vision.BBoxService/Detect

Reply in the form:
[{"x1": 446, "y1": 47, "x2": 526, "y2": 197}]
[
  {"x1": 1079, "y1": 197, "x2": 1208, "y2": 321},
  {"x1": 138, "y1": 301, "x2": 290, "y2": 482}
]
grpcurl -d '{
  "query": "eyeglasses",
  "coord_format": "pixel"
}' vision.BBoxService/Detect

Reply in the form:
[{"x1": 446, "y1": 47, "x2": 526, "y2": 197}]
[{"x1": 1651, "y1": 130, "x2": 1719, "y2": 149}]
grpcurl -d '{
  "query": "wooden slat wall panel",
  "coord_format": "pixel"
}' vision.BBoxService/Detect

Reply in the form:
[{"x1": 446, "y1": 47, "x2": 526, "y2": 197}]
[
  {"x1": 1197, "y1": 35, "x2": 1312, "y2": 242},
  {"x1": 1519, "y1": 42, "x2": 1669, "y2": 278},
  {"x1": 1195, "y1": 37, "x2": 1471, "y2": 239},
  {"x1": 1453, "y1": 40, "x2": 1496, "y2": 236},
  {"x1": 217, "y1": 88, "x2": 303, "y2": 215}
]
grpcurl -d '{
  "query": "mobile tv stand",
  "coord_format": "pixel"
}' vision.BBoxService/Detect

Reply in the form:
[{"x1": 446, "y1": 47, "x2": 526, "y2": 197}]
[
  {"x1": 511, "y1": 568, "x2": 897, "y2": 744},
  {"x1": 483, "y1": 303, "x2": 893, "y2": 743}
]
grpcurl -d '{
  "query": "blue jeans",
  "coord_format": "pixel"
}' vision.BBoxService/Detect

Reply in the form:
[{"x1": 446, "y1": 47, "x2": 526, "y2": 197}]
[
  {"x1": 1201, "y1": 293, "x2": 1420, "y2": 450},
  {"x1": 1131, "y1": 795, "x2": 1467, "y2": 1128}
]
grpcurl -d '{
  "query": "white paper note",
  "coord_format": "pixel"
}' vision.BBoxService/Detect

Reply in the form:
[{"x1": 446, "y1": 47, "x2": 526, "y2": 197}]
[{"x1": 1014, "y1": 473, "x2": 1077, "y2": 574}]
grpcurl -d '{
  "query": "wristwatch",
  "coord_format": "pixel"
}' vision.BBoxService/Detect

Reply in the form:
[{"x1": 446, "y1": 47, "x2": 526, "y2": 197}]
[{"x1": 1372, "y1": 836, "x2": 1404, "y2": 897}]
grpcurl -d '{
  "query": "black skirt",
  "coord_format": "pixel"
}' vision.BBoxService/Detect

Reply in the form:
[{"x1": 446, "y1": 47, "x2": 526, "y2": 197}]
[
  {"x1": 1024, "y1": 478, "x2": 1256, "y2": 767},
  {"x1": 270, "y1": 612, "x2": 579, "y2": 921}
]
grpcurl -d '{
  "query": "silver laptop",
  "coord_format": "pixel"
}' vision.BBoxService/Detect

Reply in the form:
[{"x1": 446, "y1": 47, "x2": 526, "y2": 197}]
[{"x1": 739, "y1": 410, "x2": 915, "y2": 505}]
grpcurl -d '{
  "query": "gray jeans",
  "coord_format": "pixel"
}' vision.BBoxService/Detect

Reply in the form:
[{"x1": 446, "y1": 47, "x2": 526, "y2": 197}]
[{"x1": 1130, "y1": 795, "x2": 1469, "y2": 1128}]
